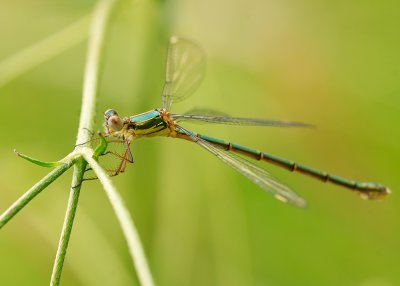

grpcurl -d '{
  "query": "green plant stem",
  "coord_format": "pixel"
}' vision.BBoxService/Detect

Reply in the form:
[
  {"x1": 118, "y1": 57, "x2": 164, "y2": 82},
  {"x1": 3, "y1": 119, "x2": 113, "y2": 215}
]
[
  {"x1": 0, "y1": 162, "x2": 73, "y2": 229},
  {"x1": 76, "y1": 0, "x2": 118, "y2": 144},
  {"x1": 82, "y1": 150, "x2": 155, "y2": 286},
  {"x1": 50, "y1": 159, "x2": 86, "y2": 286},
  {"x1": 50, "y1": 0, "x2": 121, "y2": 285}
]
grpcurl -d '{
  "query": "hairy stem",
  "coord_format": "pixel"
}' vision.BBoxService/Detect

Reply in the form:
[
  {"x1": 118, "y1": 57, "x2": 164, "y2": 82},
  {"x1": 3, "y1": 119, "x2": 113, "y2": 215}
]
[
  {"x1": 82, "y1": 149, "x2": 155, "y2": 286},
  {"x1": 50, "y1": 159, "x2": 85, "y2": 285},
  {"x1": 50, "y1": 0, "x2": 121, "y2": 285},
  {"x1": 76, "y1": 0, "x2": 118, "y2": 145}
]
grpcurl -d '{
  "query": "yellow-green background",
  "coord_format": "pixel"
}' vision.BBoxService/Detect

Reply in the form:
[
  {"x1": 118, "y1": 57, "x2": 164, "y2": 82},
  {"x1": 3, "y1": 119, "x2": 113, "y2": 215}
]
[{"x1": 0, "y1": 0, "x2": 398, "y2": 285}]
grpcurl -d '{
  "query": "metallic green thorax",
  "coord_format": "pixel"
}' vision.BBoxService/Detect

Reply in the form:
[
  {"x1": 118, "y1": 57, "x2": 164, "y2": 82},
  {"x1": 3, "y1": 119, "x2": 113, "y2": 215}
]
[{"x1": 127, "y1": 109, "x2": 170, "y2": 137}]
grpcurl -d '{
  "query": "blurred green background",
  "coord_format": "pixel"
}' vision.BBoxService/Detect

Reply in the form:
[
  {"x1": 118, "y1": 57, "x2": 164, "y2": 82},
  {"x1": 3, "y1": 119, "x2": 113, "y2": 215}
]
[{"x1": 0, "y1": 0, "x2": 398, "y2": 285}]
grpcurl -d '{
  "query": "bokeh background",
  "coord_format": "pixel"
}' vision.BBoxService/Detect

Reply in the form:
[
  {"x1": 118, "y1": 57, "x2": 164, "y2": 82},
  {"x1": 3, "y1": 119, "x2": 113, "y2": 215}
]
[{"x1": 0, "y1": 0, "x2": 399, "y2": 285}]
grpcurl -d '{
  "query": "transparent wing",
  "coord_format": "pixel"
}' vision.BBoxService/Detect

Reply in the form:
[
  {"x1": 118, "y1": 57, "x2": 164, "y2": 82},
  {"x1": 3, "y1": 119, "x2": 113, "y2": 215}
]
[
  {"x1": 85, "y1": 137, "x2": 133, "y2": 178},
  {"x1": 176, "y1": 126, "x2": 307, "y2": 208},
  {"x1": 172, "y1": 113, "x2": 313, "y2": 128},
  {"x1": 161, "y1": 36, "x2": 206, "y2": 110},
  {"x1": 182, "y1": 107, "x2": 230, "y2": 117}
]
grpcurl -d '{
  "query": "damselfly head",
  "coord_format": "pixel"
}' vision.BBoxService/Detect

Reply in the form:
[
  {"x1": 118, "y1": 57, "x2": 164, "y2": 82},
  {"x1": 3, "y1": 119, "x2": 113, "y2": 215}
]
[{"x1": 104, "y1": 109, "x2": 123, "y2": 133}]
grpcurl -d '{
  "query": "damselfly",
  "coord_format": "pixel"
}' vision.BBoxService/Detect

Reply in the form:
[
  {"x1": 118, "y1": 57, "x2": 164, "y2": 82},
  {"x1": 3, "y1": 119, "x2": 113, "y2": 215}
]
[{"x1": 97, "y1": 36, "x2": 390, "y2": 207}]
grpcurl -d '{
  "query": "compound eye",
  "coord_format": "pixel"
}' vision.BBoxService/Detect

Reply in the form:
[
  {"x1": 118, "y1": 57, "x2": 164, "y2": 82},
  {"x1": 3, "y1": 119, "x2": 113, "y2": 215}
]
[
  {"x1": 104, "y1": 109, "x2": 123, "y2": 133},
  {"x1": 104, "y1": 109, "x2": 118, "y2": 120},
  {"x1": 107, "y1": 115, "x2": 123, "y2": 132}
]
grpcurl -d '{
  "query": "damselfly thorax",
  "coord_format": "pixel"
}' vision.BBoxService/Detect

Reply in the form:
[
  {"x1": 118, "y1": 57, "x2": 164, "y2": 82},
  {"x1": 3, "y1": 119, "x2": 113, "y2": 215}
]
[{"x1": 104, "y1": 108, "x2": 178, "y2": 142}]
